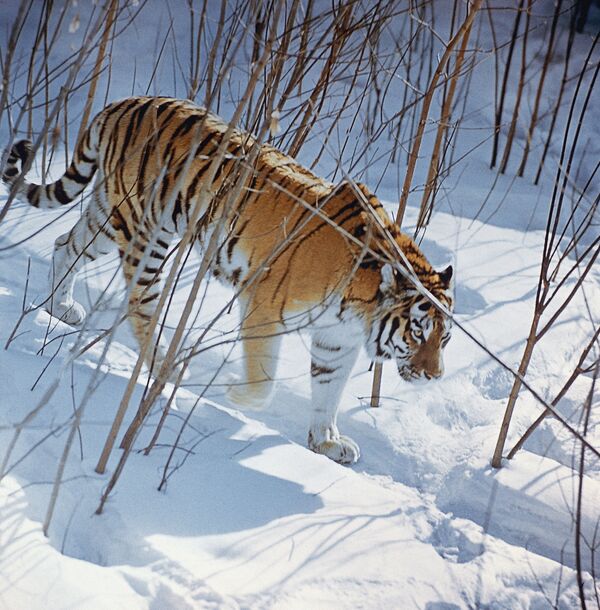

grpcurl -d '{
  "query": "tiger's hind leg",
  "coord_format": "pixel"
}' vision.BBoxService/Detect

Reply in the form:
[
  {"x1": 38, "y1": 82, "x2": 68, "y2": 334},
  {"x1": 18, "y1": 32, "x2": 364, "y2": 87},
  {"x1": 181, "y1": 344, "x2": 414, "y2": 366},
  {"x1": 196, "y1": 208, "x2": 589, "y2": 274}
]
[
  {"x1": 307, "y1": 330, "x2": 361, "y2": 464},
  {"x1": 48, "y1": 199, "x2": 115, "y2": 325},
  {"x1": 117, "y1": 226, "x2": 176, "y2": 379}
]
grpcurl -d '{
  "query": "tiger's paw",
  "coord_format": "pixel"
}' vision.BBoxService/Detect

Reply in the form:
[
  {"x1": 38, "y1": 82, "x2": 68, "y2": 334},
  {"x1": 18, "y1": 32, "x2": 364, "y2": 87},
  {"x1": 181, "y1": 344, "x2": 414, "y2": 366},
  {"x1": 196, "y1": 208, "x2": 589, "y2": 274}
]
[
  {"x1": 47, "y1": 300, "x2": 87, "y2": 326},
  {"x1": 308, "y1": 428, "x2": 360, "y2": 465}
]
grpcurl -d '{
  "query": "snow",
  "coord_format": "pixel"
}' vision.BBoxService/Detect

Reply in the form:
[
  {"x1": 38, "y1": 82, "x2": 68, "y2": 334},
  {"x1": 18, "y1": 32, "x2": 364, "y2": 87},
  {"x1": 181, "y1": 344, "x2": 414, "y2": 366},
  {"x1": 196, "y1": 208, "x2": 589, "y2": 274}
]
[
  {"x1": 1, "y1": 1, "x2": 599, "y2": 608},
  {"x1": 1, "y1": 194, "x2": 597, "y2": 608}
]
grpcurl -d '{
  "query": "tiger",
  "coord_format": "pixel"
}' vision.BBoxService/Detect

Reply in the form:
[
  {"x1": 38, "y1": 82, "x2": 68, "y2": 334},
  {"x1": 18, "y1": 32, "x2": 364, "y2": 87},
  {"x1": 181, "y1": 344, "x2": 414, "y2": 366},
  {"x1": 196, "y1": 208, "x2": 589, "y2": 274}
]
[{"x1": 2, "y1": 96, "x2": 454, "y2": 465}]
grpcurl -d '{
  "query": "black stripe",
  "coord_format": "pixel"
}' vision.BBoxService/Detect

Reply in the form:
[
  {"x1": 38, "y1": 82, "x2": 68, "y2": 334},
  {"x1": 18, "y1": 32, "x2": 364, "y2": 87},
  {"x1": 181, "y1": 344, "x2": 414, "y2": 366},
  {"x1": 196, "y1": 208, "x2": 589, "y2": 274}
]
[
  {"x1": 119, "y1": 109, "x2": 142, "y2": 160},
  {"x1": 311, "y1": 363, "x2": 338, "y2": 377},
  {"x1": 137, "y1": 139, "x2": 155, "y2": 199},
  {"x1": 184, "y1": 154, "x2": 217, "y2": 202},
  {"x1": 84, "y1": 127, "x2": 91, "y2": 152},
  {"x1": 54, "y1": 181, "x2": 71, "y2": 205},
  {"x1": 238, "y1": 170, "x2": 307, "y2": 279},
  {"x1": 171, "y1": 113, "x2": 203, "y2": 140},
  {"x1": 178, "y1": 133, "x2": 225, "y2": 204},
  {"x1": 156, "y1": 99, "x2": 176, "y2": 117},
  {"x1": 134, "y1": 98, "x2": 154, "y2": 131},
  {"x1": 185, "y1": 167, "x2": 205, "y2": 202},
  {"x1": 214, "y1": 154, "x2": 236, "y2": 183},
  {"x1": 79, "y1": 150, "x2": 95, "y2": 164},
  {"x1": 226, "y1": 236, "x2": 239, "y2": 261},
  {"x1": 334, "y1": 207, "x2": 362, "y2": 228},
  {"x1": 387, "y1": 317, "x2": 400, "y2": 344},
  {"x1": 140, "y1": 292, "x2": 159, "y2": 305},
  {"x1": 119, "y1": 99, "x2": 154, "y2": 167},
  {"x1": 313, "y1": 341, "x2": 341, "y2": 352},
  {"x1": 97, "y1": 222, "x2": 114, "y2": 239},
  {"x1": 230, "y1": 267, "x2": 242, "y2": 285},
  {"x1": 132, "y1": 233, "x2": 151, "y2": 251},
  {"x1": 375, "y1": 313, "x2": 391, "y2": 347},
  {"x1": 105, "y1": 99, "x2": 142, "y2": 168},
  {"x1": 27, "y1": 184, "x2": 40, "y2": 207},
  {"x1": 359, "y1": 256, "x2": 379, "y2": 270},
  {"x1": 128, "y1": 199, "x2": 143, "y2": 228},
  {"x1": 112, "y1": 208, "x2": 132, "y2": 241},
  {"x1": 65, "y1": 165, "x2": 94, "y2": 184},
  {"x1": 14, "y1": 140, "x2": 32, "y2": 162},
  {"x1": 124, "y1": 253, "x2": 140, "y2": 267},
  {"x1": 159, "y1": 172, "x2": 173, "y2": 202},
  {"x1": 158, "y1": 105, "x2": 182, "y2": 129},
  {"x1": 101, "y1": 98, "x2": 139, "y2": 132},
  {"x1": 86, "y1": 216, "x2": 98, "y2": 236},
  {"x1": 131, "y1": 310, "x2": 152, "y2": 320},
  {"x1": 172, "y1": 193, "x2": 183, "y2": 225}
]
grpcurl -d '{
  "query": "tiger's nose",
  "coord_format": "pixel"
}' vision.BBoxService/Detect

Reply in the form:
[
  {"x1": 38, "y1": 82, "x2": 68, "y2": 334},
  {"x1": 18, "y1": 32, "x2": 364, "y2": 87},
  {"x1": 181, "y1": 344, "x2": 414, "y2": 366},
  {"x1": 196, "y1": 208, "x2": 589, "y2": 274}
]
[{"x1": 424, "y1": 362, "x2": 443, "y2": 379}]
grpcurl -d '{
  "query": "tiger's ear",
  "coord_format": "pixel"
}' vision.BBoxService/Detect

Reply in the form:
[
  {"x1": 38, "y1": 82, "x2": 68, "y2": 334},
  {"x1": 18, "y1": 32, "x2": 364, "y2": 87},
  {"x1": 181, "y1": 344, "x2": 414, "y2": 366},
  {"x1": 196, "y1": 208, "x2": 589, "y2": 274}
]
[
  {"x1": 380, "y1": 263, "x2": 397, "y2": 293},
  {"x1": 438, "y1": 264, "x2": 454, "y2": 290}
]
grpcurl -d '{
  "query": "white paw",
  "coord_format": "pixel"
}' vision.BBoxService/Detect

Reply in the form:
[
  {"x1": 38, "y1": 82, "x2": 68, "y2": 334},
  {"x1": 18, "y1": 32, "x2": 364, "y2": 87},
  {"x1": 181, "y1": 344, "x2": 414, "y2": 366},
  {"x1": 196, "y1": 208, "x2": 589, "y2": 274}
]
[
  {"x1": 308, "y1": 429, "x2": 360, "y2": 465},
  {"x1": 47, "y1": 300, "x2": 87, "y2": 326},
  {"x1": 225, "y1": 373, "x2": 268, "y2": 410}
]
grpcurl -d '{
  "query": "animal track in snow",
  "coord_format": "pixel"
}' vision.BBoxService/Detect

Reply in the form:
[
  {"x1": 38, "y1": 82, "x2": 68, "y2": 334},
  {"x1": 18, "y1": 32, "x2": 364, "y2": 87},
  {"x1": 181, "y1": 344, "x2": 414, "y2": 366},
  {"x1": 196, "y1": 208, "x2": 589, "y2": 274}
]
[{"x1": 428, "y1": 517, "x2": 484, "y2": 564}]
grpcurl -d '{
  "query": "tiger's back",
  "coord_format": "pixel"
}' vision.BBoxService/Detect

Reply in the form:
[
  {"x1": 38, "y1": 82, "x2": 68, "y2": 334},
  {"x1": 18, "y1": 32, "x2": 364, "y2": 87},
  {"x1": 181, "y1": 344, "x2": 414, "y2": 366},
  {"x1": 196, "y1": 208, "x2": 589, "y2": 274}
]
[{"x1": 95, "y1": 97, "x2": 390, "y2": 320}]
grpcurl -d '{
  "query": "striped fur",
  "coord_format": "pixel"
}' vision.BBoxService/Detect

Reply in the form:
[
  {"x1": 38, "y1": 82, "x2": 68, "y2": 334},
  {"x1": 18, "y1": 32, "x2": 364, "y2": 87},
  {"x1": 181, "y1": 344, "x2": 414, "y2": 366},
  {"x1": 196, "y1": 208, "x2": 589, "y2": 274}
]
[{"x1": 2, "y1": 96, "x2": 454, "y2": 464}]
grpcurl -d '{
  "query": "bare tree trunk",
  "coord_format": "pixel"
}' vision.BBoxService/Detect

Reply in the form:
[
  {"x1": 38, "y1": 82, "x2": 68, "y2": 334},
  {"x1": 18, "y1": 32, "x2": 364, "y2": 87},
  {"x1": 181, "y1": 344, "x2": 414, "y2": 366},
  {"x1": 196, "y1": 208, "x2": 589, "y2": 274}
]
[
  {"x1": 490, "y1": 0, "x2": 524, "y2": 169},
  {"x1": 499, "y1": 0, "x2": 531, "y2": 175},
  {"x1": 574, "y1": 362, "x2": 598, "y2": 608},
  {"x1": 491, "y1": 34, "x2": 599, "y2": 468},
  {"x1": 516, "y1": 0, "x2": 562, "y2": 178},
  {"x1": 534, "y1": 23, "x2": 575, "y2": 185},
  {"x1": 74, "y1": 0, "x2": 117, "y2": 149},
  {"x1": 396, "y1": 0, "x2": 482, "y2": 230},
  {"x1": 416, "y1": 1, "x2": 477, "y2": 232},
  {"x1": 491, "y1": 310, "x2": 541, "y2": 468}
]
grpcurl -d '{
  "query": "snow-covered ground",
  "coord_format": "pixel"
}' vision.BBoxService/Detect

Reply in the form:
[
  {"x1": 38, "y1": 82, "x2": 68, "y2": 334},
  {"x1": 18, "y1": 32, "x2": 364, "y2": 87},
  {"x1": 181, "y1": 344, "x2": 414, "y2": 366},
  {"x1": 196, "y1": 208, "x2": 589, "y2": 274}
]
[
  {"x1": 1, "y1": 180, "x2": 598, "y2": 608},
  {"x1": 1, "y1": 1, "x2": 599, "y2": 608}
]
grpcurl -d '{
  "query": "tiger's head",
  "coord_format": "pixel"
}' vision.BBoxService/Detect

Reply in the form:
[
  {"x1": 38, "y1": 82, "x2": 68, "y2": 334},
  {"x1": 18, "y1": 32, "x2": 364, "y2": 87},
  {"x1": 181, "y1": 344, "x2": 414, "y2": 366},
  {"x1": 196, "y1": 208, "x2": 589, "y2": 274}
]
[{"x1": 369, "y1": 262, "x2": 454, "y2": 382}]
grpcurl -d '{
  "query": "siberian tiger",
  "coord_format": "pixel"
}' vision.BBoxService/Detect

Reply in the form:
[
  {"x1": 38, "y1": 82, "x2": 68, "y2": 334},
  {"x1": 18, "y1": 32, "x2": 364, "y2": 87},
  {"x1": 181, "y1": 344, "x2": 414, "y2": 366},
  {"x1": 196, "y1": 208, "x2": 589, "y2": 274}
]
[{"x1": 2, "y1": 96, "x2": 453, "y2": 464}]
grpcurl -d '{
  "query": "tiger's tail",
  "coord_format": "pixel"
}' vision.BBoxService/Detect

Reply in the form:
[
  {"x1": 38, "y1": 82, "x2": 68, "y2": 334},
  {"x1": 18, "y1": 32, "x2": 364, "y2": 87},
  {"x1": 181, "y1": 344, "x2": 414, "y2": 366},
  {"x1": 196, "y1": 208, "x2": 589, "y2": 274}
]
[{"x1": 2, "y1": 123, "x2": 99, "y2": 209}]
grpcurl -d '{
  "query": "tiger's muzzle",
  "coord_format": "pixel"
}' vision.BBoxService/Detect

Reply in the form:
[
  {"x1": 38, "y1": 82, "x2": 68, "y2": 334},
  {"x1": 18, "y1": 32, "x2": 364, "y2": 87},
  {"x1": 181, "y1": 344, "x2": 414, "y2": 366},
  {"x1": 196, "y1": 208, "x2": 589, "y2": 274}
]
[{"x1": 398, "y1": 362, "x2": 444, "y2": 382}]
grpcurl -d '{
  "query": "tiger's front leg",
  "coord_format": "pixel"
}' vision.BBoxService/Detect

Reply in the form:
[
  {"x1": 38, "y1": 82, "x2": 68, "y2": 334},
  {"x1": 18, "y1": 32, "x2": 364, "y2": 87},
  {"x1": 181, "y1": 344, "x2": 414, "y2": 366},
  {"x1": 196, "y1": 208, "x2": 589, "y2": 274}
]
[
  {"x1": 308, "y1": 332, "x2": 361, "y2": 465},
  {"x1": 226, "y1": 303, "x2": 284, "y2": 409}
]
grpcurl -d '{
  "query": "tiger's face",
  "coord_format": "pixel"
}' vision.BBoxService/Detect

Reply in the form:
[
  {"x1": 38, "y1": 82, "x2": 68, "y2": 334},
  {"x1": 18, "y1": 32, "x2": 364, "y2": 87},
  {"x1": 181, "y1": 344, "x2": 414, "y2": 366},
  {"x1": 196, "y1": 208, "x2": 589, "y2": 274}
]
[{"x1": 370, "y1": 263, "x2": 454, "y2": 383}]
